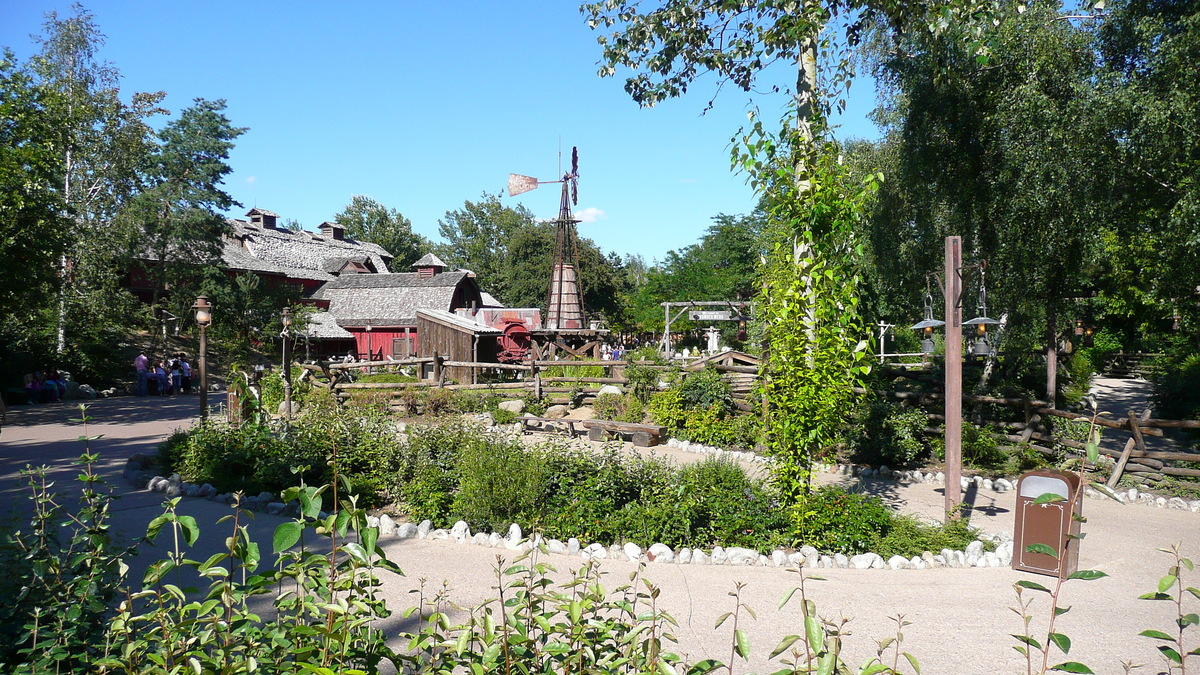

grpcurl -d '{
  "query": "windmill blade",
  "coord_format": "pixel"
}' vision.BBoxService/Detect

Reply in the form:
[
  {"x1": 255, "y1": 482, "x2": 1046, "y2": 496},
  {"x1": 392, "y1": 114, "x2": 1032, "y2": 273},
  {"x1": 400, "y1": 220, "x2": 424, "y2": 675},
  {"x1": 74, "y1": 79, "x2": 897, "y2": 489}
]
[
  {"x1": 571, "y1": 146, "x2": 578, "y2": 176},
  {"x1": 508, "y1": 174, "x2": 540, "y2": 197},
  {"x1": 571, "y1": 180, "x2": 578, "y2": 206}
]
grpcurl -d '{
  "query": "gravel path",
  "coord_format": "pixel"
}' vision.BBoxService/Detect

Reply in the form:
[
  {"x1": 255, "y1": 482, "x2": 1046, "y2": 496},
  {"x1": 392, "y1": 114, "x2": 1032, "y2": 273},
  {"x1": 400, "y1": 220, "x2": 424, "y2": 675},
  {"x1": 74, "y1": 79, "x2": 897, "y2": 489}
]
[{"x1": 3, "y1": 395, "x2": 1199, "y2": 674}]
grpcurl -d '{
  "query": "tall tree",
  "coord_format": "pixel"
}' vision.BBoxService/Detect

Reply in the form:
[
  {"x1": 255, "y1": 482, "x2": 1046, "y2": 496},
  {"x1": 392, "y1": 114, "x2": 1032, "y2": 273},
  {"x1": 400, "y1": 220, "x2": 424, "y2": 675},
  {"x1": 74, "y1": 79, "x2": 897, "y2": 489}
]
[
  {"x1": 333, "y1": 194, "x2": 429, "y2": 268},
  {"x1": 28, "y1": 4, "x2": 166, "y2": 354},
  {"x1": 0, "y1": 53, "x2": 67, "y2": 347},
  {"x1": 122, "y1": 98, "x2": 245, "y2": 341},
  {"x1": 434, "y1": 192, "x2": 536, "y2": 299}
]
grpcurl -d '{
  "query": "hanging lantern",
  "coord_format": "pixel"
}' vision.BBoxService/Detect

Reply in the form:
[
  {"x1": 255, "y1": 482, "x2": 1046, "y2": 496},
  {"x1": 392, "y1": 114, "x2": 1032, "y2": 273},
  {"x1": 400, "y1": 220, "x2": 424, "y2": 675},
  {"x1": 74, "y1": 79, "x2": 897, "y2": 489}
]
[
  {"x1": 1074, "y1": 318, "x2": 1084, "y2": 336},
  {"x1": 964, "y1": 267, "x2": 1000, "y2": 357},
  {"x1": 910, "y1": 286, "x2": 945, "y2": 354}
]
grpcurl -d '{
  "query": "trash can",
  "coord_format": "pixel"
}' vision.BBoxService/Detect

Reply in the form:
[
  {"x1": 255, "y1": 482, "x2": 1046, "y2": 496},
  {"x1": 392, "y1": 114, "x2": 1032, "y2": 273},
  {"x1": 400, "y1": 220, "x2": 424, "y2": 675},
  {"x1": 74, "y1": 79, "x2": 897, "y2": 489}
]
[{"x1": 1012, "y1": 469, "x2": 1082, "y2": 578}]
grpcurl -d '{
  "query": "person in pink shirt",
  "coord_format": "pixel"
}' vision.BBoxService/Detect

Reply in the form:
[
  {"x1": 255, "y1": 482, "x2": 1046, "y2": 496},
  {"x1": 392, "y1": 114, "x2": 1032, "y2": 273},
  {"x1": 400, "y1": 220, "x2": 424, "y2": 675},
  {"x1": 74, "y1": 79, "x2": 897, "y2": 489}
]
[{"x1": 134, "y1": 352, "x2": 149, "y2": 396}]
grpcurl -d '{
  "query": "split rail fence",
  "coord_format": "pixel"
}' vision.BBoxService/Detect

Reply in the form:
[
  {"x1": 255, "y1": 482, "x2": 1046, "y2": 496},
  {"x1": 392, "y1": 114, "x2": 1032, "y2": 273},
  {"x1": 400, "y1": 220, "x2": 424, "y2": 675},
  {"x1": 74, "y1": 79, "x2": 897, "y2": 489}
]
[{"x1": 297, "y1": 356, "x2": 1197, "y2": 486}]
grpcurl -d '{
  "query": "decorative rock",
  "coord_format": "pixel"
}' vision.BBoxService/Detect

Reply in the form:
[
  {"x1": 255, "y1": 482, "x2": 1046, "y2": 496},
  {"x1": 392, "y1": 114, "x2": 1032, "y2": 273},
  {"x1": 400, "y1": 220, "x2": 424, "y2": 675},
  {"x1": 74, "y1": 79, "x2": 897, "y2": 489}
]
[
  {"x1": 417, "y1": 520, "x2": 432, "y2": 539},
  {"x1": 503, "y1": 523, "x2": 523, "y2": 549},
  {"x1": 850, "y1": 554, "x2": 872, "y2": 570},
  {"x1": 165, "y1": 484, "x2": 181, "y2": 497},
  {"x1": 910, "y1": 556, "x2": 923, "y2": 568},
  {"x1": 1191, "y1": 501, "x2": 1200, "y2": 513},
  {"x1": 819, "y1": 555, "x2": 834, "y2": 568},
  {"x1": 931, "y1": 555, "x2": 946, "y2": 568},
  {"x1": 267, "y1": 502, "x2": 285, "y2": 515},
  {"x1": 711, "y1": 546, "x2": 728, "y2": 565},
  {"x1": 788, "y1": 552, "x2": 806, "y2": 567},
  {"x1": 582, "y1": 543, "x2": 607, "y2": 559},
  {"x1": 966, "y1": 553, "x2": 981, "y2": 567},
  {"x1": 648, "y1": 543, "x2": 674, "y2": 563},
  {"x1": 725, "y1": 547, "x2": 759, "y2": 566},
  {"x1": 624, "y1": 542, "x2": 643, "y2": 561},
  {"x1": 692, "y1": 550, "x2": 710, "y2": 565},
  {"x1": 451, "y1": 520, "x2": 470, "y2": 543},
  {"x1": 888, "y1": 555, "x2": 909, "y2": 570},
  {"x1": 548, "y1": 539, "x2": 567, "y2": 555},
  {"x1": 545, "y1": 404, "x2": 570, "y2": 419},
  {"x1": 1127, "y1": 488, "x2": 1139, "y2": 501},
  {"x1": 567, "y1": 538, "x2": 581, "y2": 555},
  {"x1": 379, "y1": 511, "x2": 398, "y2": 533},
  {"x1": 1156, "y1": 497, "x2": 1168, "y2": 508},
  {"x1": 1168, "y1": 497, "x2": 1188, "y2": 510},
  {"x1": 869, "y1": 554, "x2": 885, "y2": 569},
  {"x1": 771, "y1": 550, "x2": 788, "y2": 567},
  {"x1": 678, "y1": 548, "x2": 693, "y2": 564},
  {"x1": 759, "y1": 554, "x2": 770, "y2": 566},
  {"x1": 472, "y1": 533, "x2": 489, "y2": 546},
  {"x1": 834, "y1": 553, "x2": 849, "y2": 569},
  {"x1": 806, "y1": 552, "x2": 819, "y2": 568},
  {"x1": 488, "y1": 532, "x2": 503, "y2": 548},
  {"x1": 431, "y1": 529, "x2": 449, "y2": 540},
  {"x1": 498, "y1": 400, "x2": 526, "y2": 414},
  {"x1": 984, "y1": 552, "x2": 1001, "y2": 567},
  {"x1": 879, "y1": 465, "x2": 891, "y2": 478},
  {"x1": 965, "y1": 540, "x2": 984, "y2": 557},
  {"x1": 367, "y1": 515, "x2": 381, "y2": 528},
  {"x1": 936, "y1": 472, "x2": 945, "y2": 483},
  {"x1": 597, "y1": 385, "x2": 623, "y2": 396},
  {"x1": 983, "y1": 479, "x2": 994, "y2": 491},
  {"x1": 608, "y1": 544, "x2": 625, "y2": 560},
  {"x1": 799, "y1": 545, "x2": 818, "y2": 558}
]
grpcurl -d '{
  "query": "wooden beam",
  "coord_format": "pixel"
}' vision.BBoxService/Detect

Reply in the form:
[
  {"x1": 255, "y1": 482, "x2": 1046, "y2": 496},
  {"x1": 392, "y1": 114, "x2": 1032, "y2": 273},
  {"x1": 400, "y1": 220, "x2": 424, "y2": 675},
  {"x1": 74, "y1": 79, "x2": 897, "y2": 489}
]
[{"x1": 1107, "y1": 408, "x2": 1152, "y2": 489}]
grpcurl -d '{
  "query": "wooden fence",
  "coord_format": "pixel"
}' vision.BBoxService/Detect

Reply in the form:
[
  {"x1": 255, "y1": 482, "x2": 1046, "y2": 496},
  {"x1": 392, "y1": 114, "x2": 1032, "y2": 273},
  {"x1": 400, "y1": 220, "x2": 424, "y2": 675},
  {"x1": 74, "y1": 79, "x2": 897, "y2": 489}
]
[
  {"x1": 859, "y1": 387, "x2": 1200, "y2": 486},
  {"x1": 301, "y1": 355, "x2": 759, "y2": 413},
  {"x1": 300, "y1": 356, "x2": 1198, "y2": 486}
]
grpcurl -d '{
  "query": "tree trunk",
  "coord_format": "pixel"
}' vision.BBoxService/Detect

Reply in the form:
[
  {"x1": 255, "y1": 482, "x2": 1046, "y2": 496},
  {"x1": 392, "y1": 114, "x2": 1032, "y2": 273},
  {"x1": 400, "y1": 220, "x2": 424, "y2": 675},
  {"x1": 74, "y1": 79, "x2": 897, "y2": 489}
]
[{"x1": 1045, "y1": 306, "x2": 1058, "y2": 408}]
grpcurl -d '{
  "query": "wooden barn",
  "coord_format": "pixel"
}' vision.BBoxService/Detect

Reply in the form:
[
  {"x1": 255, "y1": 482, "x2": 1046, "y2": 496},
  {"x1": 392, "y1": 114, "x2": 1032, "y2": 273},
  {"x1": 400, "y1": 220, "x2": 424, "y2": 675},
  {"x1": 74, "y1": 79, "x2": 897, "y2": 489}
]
[{"x1": 312, "y1": 254, "x2": 487, "y2": 361}]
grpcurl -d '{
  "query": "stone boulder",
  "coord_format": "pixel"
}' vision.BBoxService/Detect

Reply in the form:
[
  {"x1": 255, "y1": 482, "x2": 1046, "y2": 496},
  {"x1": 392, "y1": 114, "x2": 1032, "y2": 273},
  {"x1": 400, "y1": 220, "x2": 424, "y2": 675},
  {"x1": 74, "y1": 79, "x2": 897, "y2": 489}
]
[
  {"x1": 498, "y1": 400, "x2": 526, "y2": 414},
  {"x1": 544, "y1": 404, "x2": 570, "y2": 419},
  {"x1": 597, "y1": 385, "x2": 623, "y2": 396}
]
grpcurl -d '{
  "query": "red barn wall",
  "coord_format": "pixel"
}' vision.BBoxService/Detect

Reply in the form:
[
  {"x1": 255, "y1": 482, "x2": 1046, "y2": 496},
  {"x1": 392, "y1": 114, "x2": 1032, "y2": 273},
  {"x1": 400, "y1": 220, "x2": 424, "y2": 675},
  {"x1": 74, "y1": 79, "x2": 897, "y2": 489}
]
[{"x1": 350, "y1": 327, "x2": 417, "y2": 360}]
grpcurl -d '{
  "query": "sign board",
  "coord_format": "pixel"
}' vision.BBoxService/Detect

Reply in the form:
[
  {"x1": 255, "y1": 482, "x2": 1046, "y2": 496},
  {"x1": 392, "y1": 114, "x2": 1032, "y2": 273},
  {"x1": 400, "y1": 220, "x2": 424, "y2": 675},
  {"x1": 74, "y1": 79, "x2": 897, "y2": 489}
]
[{"x1": 689, "y1": 310, "x2": 733, "y2": 321}]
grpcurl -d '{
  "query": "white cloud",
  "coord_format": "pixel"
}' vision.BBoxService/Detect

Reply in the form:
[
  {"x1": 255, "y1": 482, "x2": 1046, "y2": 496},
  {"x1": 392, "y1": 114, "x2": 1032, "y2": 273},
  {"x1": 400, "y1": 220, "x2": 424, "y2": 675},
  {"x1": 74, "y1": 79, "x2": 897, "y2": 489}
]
[
  {"x1": 245, "y1": 175, "x2": 257, "y2": 185},
  {"x1": 575, "y1": 206, "x2": 607, "y2": 223}
]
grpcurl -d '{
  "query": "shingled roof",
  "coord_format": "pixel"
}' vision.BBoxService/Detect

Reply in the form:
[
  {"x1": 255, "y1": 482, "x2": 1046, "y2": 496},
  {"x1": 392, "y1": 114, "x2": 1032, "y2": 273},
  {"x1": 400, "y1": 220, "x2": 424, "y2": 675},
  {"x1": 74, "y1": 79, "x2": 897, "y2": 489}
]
[
  {"x1": 223, "y1": 217, "x2": 392, "y2": 283},
  {"x1": 311, "y1": 271, "x2": 479, "y2": 326}
]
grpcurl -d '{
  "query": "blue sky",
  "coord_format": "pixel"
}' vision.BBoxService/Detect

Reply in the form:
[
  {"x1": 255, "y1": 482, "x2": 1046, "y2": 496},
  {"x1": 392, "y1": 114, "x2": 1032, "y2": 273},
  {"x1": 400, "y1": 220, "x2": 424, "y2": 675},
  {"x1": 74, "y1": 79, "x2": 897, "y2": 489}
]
[{"x1": 1, "y1": 2, "x2": 880, "y2": 263}]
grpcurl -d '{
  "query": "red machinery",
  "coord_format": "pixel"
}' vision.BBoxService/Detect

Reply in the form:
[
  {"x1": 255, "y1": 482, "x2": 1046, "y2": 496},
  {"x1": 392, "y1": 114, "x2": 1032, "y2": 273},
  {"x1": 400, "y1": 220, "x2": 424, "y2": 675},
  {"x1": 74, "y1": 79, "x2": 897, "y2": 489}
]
[{"x1": 496, "y1": 318, "x2": 532, "y2": 362}]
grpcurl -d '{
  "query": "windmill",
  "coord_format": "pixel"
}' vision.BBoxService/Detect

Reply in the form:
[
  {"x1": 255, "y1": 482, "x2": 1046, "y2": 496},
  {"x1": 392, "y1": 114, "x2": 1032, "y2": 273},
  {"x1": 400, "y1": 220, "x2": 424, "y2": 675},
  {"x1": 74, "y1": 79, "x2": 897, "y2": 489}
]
[{"x1": 508, "y1": 147, "x2": 586, "y2": 330}]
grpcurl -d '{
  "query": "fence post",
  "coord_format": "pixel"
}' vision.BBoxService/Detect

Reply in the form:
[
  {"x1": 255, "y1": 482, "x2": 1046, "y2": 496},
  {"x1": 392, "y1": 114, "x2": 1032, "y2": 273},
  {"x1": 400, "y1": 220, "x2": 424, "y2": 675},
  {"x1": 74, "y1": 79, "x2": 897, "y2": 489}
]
[{"x1": 1108, "y1": 408, "x2": 1152, "y2": 489}]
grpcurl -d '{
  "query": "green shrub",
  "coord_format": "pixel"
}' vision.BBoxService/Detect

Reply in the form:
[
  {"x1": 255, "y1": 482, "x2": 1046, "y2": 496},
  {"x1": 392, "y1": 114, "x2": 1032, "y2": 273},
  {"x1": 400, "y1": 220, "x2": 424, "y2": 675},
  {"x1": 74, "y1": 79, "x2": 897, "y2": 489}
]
[
  {"x1": 356, "y1": 372, "x2": 418, "y2": 384},
  {"x1": 648, "y1": 389, "x2": 688, "y2": 429},
  {"x1": 848, "y1": 401, "x2": 930, "y2": 467},
  {"x1": 870, "y1": 514, "x2": 987, "y2": 559},
  {"x1": 156, "y1": 427, "x2": 191, "y2": 475},
  {"x1": 452, "y1": 434, "x2": 547, "y2": 531},
  {"x1": 623, "y1": 361, "x2": 661, "y2": 402},
  {"x1": 796, "y1": 486, "x2": 894, "y2": 554},
  {"x1": 593, "y1": 392, "x2": 645, "y2": 423},
  {"x1": 493, "y1": 408, "x2": 517, "y2": 425},
  {"x1": 677, "y1": 366, "x2": 733, "y2": 414}
]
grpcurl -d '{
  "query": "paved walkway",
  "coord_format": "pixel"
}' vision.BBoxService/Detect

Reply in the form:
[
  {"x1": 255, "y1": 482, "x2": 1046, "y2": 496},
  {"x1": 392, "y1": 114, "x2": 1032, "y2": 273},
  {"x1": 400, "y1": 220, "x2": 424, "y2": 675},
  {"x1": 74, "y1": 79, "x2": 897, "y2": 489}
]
[{"x1": 1, "y1": 395, "x2": 1197, "y2": 674}]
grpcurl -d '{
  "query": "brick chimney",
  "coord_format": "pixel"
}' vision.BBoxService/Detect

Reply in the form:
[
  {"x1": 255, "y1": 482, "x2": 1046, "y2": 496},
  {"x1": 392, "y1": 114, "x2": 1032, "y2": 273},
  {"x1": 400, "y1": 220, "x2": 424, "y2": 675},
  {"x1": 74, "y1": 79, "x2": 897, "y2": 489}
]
[{"x1": 319, "y1": 221, "x2": 345, "y2": 240}]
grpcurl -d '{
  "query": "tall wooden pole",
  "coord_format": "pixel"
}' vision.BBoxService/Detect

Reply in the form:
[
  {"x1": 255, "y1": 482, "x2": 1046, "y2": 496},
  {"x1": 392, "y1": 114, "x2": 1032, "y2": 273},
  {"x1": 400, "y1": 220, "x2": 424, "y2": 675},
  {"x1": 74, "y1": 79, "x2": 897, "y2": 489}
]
[
  {"x1": 198, "y1": 325, "x2": 208, "y2": 419},
  {"x1": 944, "y1": 236, "x2": 963, "y2": 517}
]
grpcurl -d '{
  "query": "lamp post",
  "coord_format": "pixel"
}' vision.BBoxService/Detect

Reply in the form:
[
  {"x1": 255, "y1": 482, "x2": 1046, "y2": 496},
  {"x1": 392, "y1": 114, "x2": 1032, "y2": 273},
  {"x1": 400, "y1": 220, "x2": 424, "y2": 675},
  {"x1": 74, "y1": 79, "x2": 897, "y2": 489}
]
[
  {"x1": 911, "y1": 238, "x2": 990, "y2": 518},
  {"x1": 192, "y1": 296, "x2": 212, "y2": 419},
  {"x1": 281, "y1": 308, "x2": 293, "y2": 425}
]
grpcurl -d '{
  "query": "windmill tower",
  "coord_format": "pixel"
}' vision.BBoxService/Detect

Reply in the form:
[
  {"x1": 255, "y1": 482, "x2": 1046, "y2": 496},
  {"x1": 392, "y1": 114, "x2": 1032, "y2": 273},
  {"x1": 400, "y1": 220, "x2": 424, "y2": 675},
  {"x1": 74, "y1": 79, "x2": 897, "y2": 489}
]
[{"x1": 508, "y1": 147, "x2": 585, "y2": 329}]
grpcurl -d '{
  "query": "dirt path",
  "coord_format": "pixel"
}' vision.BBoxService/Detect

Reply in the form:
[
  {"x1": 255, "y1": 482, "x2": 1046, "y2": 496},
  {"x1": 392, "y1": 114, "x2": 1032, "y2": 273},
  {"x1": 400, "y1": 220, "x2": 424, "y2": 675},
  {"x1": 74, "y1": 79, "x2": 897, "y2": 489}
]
[{"x1": 3, "y1": 398, "x2": 1199, "y2": 673}]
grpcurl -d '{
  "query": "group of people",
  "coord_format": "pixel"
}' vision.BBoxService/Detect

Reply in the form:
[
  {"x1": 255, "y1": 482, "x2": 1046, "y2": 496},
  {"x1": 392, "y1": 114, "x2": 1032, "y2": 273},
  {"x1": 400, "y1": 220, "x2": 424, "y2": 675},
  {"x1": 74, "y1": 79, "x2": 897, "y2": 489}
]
[
  {"x1": 22, "y1": 370, "x2": 67, "y2": 404},
  {"x1": 134, "y1": 352, "x2": 192, "y2": 396}
]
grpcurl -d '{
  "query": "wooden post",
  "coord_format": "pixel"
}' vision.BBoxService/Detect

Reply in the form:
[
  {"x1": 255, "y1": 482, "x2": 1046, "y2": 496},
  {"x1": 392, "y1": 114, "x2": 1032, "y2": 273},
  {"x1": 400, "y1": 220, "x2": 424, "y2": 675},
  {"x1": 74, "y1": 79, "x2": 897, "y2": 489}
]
[
  {"x1": 1108, "y1": 409, "x2": 1152, "y2": 488},
  {"x1": 432, "y1": 350, "x2": 442, "y2": 385},
  {"x1": 532, "y1": 360, "x2": 542, "y2": 400},
  {"x1": 944, "y1": 236, "x2": 963, "y2": 517},
  {"x1": 1045, "y1": 307, "x2": 1057, "y2": 408}
]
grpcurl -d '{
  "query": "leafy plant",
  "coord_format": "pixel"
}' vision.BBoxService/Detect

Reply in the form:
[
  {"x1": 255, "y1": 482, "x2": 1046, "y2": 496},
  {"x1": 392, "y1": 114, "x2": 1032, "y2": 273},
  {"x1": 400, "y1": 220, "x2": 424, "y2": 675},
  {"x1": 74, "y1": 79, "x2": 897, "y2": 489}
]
[{"x1": 1136, "y1": 544, "x2": 1199, "y2": 674}]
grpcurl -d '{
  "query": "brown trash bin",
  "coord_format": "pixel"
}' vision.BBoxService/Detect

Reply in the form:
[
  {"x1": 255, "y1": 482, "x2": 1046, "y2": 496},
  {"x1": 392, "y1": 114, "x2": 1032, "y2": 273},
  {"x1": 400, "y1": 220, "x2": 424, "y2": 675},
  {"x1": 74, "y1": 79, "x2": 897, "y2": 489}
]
[{"x1": 1012, "y1": 469, "x2": 1083, "y2": 578}]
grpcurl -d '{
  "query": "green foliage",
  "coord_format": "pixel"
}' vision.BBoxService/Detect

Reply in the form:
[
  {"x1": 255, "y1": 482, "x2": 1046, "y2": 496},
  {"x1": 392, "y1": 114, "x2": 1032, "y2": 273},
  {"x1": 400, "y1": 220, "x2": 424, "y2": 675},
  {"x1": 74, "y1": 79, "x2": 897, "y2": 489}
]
[
  {"x1": 0, "y1": 408, "x2": 131, "y2": 673},
  {"x1": 356, "y1": 371, "x2": 419, "y2": 384},
  {"x1": 648, "y1": 388, "x2": 689, "y2": 429},
  {"x1": 622, "y1": 359, "x2": 661, "y2": 402},
  {"x1": 758, "y1": 147, "x2": 877, "y2": 515},
  {"x1": 1153, "y1": 348, "x2": 1200, "y2": 423},
  {"x1": 592, "y1": 392, "x2": 645, "y2": 423},
  {"x1": 870, "y1": 514, "x2": 984, "y2": 559},
  {"x1": 849, "y1": 401, "x2": 930, "y2": 467},
  {"x1": 259, "y1": 364, "x2": 314, "y2": 413},
  {"x1": 452, "y1": 436, "x2": 548, "y2": 532},
  {"x1": 1136, "y1": 544, "x2": 1199, "y2": 673},
  {"x1": 794, "y1": 486, "x2": 894, "y2": 555},
  {"x1": 334, "y1": 194, "x2": 430, "y2": 267},
  {"x1": 931, "y1": 420, "x2": 1006, "y2": 472},
  {"x1": 678, "y1": 366, "x2": 734, "y2": 413}
]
